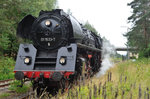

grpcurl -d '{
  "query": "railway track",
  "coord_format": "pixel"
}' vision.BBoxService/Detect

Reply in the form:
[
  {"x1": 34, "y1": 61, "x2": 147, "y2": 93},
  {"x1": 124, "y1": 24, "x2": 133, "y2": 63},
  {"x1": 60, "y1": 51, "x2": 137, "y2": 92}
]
[
  {"x1": 0, "y1": 79, "x2": 35, "y2": 99},
  {"x1": 0, "y1": 79, "x2": 62, "y2": 99},
  {"x1": 0, "y1": 79, "x2": 13, "y2": 91}
]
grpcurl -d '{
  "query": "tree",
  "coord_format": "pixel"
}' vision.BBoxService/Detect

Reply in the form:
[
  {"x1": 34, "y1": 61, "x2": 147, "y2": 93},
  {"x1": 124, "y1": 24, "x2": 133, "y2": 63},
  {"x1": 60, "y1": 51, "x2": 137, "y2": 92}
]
[
  {"x1": 125, "y1": 0, "x2": 150, "y2": 57},
  {"x1": 84, "y1": 21, "x2": 98, "y2": 34}
]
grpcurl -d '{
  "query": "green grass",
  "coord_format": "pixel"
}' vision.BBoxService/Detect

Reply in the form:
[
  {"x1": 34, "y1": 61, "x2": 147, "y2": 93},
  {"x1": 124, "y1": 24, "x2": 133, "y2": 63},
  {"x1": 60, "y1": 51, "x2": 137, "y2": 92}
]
[
  {"x1": 0, "y1": 56, "x2": 15, "y2": 80},
  {"x1": 0, "y1": 80, "x2": 31, "y2": 98},
  {"x1": 58, "y1": 58, "x2": 150, "y2": 99},
  {"x1": 0, "y1": 93, "x2": 10, "y2": 98},
  {"x1": 9, "y1": 80, "x2": 31, "y2": 93}
]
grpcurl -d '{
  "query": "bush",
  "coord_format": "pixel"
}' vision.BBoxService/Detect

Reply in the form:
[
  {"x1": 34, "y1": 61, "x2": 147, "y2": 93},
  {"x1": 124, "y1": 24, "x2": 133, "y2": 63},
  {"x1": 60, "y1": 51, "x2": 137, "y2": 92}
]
[
  {"x1": 139, "y1": 44, "x2": 150, "y2": 58},
  {"x1": 0, "y1": 57, "x2": 15, "y2": 80}
]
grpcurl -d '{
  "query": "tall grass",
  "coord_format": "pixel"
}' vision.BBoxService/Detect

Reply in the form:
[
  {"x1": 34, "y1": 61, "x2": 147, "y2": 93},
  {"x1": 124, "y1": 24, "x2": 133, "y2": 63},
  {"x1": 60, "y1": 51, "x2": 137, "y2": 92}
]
[{"x1": 57, "y1": 58, "x2": 150, "y2": 99}]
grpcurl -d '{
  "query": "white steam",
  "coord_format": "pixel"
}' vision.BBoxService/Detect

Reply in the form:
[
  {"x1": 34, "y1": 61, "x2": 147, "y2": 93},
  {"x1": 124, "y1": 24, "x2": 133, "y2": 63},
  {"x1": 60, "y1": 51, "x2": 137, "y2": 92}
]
[{"x1": 97, "y1": 39, "x2": 115, "y2": 77}]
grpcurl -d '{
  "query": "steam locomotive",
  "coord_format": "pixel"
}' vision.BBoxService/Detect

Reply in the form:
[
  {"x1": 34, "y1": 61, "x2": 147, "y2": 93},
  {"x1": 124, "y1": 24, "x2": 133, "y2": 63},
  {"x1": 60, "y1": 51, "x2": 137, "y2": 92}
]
[{"x1": 14, "y1": 9, "x2": 102, "y2": 94}]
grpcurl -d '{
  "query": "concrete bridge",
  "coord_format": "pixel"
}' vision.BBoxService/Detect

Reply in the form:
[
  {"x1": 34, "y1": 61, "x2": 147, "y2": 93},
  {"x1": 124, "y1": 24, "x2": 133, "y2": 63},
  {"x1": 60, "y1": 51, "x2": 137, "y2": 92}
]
[
  {"x1": 115, "y1": 47, "x2": 138, "y2": 59},
  {"x1": 115, "y1": 47, "x2": 138, "y2": 51}
]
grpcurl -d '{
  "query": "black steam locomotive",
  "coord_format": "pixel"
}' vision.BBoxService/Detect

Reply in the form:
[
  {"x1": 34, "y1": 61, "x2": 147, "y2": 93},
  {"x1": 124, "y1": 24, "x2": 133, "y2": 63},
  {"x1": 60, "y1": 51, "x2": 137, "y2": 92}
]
[{"x1": 14, "y1": 9, "x2": 102, "y2": 94}]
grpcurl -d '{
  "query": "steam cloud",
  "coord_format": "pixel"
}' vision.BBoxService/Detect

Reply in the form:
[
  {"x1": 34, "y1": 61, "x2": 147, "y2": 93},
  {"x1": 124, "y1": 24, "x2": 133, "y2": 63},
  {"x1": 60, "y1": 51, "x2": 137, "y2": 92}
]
[{"x1": 97, "y1": 39, "x2": 115, "y2": 77}]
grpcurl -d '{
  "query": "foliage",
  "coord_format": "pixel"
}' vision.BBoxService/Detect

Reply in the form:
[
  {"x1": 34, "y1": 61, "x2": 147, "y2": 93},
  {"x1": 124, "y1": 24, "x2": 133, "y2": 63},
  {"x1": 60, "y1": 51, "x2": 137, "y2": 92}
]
[
  {"x1": 84, "y1": 21, "x2": 98, "y2": 34},
  {"x1": 125, "y1": 0, "x2": 150, "y2": 57},
  {"x1": 0, "y1": 56, "x2": 15, "y2": 80},
  {"x1": 139, "y1": 44, "x2": 150, "y2": 58},
  {"x1": 0, "y1": 0, "x2": 57, "y2": 57}
]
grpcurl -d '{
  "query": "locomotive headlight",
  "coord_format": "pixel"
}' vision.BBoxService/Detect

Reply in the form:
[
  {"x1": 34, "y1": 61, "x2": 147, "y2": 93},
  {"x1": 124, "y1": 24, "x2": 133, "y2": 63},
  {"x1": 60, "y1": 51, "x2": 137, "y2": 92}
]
[
  {"x1": 59, "y1": 56, "x2": 66, "y2": 65},
  {"x1": 24, "y1": 57, "x2": 31, "y2": 64},
  {"x1": 45, "y1": 20, "x2": 51, "y2": 26}
]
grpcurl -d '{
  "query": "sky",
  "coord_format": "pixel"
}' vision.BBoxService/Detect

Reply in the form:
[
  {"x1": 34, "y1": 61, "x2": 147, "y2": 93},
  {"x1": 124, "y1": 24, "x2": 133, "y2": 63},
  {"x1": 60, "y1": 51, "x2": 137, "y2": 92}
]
[{"x1": 58, "y1": 0, "x2": 132, "y2": 54}]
